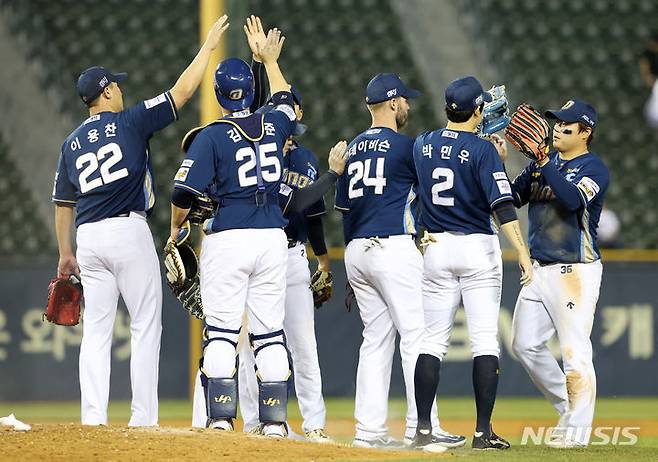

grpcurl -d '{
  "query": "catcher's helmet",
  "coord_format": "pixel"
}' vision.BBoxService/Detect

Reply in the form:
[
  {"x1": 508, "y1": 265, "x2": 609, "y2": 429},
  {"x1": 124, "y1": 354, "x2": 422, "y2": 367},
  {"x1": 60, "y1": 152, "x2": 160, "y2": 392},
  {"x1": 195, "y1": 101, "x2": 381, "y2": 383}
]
[{"x1": 214, "y1": 58, "x2": 255, "y2": 112}]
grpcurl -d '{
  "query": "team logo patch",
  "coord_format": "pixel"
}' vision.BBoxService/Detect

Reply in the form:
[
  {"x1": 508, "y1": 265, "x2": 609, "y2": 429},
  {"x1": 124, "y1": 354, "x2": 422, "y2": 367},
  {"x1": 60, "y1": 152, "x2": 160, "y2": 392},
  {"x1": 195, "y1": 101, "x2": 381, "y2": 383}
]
[
  {"x1": 181, "y1": 159, "x2": 194, "y2": 168},
  {"x1": 386, "y1": 88, "x2": 397, "y2": 97},
  {"x1": 228, "y1": 89, "x2": 243, "y2": 100},
  {"x1": 493, "y1": 172, "x2": 507, "y2": 180},
  {"x1": 496, "y1": 179, "x2": 512, "y2": 195},
  {"x1": 279, "y1": 183, "x2": 293, "y2": 197},
  {"x1": 576, "y1": 176, "x2": 600, "y2": 202},
  {"x1": 145, "y1": 93, "x2": 167, "y2": 109},
  {"x1": 561, "y1": 100, "x2": 575, "y2": 109},
  {"x1": 174, "y1": 167, "x2": 189, "y2": 181}
]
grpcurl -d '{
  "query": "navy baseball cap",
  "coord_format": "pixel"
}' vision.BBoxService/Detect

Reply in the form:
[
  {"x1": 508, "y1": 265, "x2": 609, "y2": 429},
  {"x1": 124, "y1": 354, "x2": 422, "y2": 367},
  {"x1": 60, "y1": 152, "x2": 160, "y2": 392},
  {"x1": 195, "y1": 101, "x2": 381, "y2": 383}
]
[
  {"x1": 365, "y1": 73, "x2": 420, "y2": 104},
  {"x1": 545, "y1": 99, "x2": 597, "y2": 129},
  {"x1": 77, "y1": 66, "x2": 127, "y2": 104},
  {"x1": 445, "y1": 76, "x2": 492, "y2": 112},
  {"x1": 290, "y1": 85, "x2": 302, "y2": 108}
]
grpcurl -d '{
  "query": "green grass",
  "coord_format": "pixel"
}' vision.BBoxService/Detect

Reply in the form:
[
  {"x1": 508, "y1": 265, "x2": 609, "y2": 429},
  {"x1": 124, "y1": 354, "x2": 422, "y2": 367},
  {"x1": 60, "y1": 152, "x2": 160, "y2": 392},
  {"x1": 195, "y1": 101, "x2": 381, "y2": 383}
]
[{"x1": 2, "y1": 398, "x2": 657, "y2": 461}]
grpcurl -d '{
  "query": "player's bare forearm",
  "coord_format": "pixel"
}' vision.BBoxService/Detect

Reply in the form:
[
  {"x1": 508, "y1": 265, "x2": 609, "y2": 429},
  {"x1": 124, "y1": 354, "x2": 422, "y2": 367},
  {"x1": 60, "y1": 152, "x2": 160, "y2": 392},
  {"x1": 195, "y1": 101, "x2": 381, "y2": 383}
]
[
  {"x1": 170, "y1": 204, "x2": 191, "y2": 241},
  {"x1": 55, "y1": 204, "x2": 80, "y2": 277},
  {"x1": 55, "y1": 204, "x2": 75, "y2": 257},
  {"x1": 316, "y1": 253, "x2": 330, "y2": 272},
  {"x1": 169, "y1": 15, "x2": 229, "y2": 109},
  {"x1": 500, "y1": 220, "x2": 529, "y2": 256}
]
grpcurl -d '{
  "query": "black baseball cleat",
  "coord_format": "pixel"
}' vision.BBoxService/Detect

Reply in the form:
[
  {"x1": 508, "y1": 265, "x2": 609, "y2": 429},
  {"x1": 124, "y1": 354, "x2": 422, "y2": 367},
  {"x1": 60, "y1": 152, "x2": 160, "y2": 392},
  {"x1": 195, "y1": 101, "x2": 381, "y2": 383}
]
[{"x1": 472, "y1": 429, "x2": 511, "y2": 450}]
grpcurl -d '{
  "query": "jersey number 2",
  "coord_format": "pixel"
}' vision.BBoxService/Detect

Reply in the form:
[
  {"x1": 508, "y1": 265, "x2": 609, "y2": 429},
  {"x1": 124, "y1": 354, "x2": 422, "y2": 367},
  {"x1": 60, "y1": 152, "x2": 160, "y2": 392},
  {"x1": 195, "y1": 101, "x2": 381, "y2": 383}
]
[
  {"x1": 236, "y1": 142, "x2": 280, "y2": 187},
  {"x1": 76, "y1": 143, "x2": 129, "y2": 194},
  {"x1": 431, "y1": 167, "x2": 454, "y2": 206},
  {"x1": 348, "y1": 158, "x2": 386, "y2": 199}
]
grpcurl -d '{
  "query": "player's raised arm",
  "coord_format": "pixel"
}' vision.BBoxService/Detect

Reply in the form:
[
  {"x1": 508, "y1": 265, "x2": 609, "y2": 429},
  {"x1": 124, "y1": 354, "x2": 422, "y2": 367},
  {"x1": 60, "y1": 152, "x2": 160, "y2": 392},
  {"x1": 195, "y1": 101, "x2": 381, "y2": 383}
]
[
  {"x1": 169, "y1": 15, "x2": 229, "y2": 109},
  {"x1": 256, "y1": 28, "x2": 289, "y2": 96}
]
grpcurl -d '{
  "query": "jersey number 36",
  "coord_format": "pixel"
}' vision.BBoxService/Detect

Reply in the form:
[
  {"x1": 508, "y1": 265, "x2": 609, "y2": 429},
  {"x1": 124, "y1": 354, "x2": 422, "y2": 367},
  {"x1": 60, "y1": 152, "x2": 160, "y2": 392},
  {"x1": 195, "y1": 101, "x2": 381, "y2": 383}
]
[{"x1": 76, "y1": 142, "x2": 129, "y2": 194}]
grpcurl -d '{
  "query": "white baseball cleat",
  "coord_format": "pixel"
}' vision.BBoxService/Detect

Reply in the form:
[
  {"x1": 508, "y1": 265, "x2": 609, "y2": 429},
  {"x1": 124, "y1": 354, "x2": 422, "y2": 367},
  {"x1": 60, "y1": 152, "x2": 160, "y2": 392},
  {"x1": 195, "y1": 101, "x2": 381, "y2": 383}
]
[
  {"x1": 262, "y1": 423, "x2": 288, "y2": 439},
  {"x1": 0, "y1": 414, "x2": 31, "y2": 432},
  {"x1": 352, "y1": 435, "x2": 405, "y2": 449},
  {"x1": 208, "y1": 418, "x2": 234, "y2": 431}
]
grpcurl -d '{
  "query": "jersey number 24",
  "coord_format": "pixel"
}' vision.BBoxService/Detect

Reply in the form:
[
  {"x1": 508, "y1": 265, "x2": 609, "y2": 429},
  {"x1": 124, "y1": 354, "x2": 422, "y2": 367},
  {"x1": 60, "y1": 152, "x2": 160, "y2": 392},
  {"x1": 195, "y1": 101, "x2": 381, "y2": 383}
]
[{"x1": 348, "y1": 158, "x2": 386, "y2": 198}]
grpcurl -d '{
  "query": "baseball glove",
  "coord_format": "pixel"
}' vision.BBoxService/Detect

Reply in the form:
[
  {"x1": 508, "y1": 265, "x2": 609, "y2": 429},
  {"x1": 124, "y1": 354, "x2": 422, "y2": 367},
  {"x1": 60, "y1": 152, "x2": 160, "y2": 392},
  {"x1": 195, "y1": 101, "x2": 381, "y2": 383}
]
[
  {"x1": 478, "y1": 85, "x2": 511, "y2": 137},
  {"x1": 505, "y1": 104, "x2": 551, "y2": 162},
  {"x1": 310, "y1": 270, "x2": 333, "y2": 309},
  {"x1": 164, "y1": 221, "x2": 204, "y2": 319},
  {"x1": 44, "y1": 275, "x2": 83, "y2": 326},
  {"x1": 187, "y1": 194, "x2": 216, "y2": 226}
]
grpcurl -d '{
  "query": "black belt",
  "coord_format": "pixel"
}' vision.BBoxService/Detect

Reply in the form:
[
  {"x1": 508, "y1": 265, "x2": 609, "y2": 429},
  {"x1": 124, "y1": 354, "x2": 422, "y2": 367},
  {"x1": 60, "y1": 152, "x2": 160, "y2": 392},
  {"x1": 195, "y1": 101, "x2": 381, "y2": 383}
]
[
  {"x1": 217, "y1": 192, "x2": 279, "y2": 208},
  {"x1": 535, "y1": 259, "x2": 557, "y2": 266}
]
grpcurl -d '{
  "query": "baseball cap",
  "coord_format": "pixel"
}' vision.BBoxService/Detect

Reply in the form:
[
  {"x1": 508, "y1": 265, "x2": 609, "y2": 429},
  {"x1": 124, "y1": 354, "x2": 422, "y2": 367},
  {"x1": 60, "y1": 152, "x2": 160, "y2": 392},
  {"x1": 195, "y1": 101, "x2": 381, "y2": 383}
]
[
  {"x1": 290, "y1": 85, "x2": 302, "y2": 108},
  {"x1": 77, "y1": 66, "x2": 127, "y2": 104},
  {"x1": 365, "y1": 73, "x2": 421, "y2": 104},
  {"x1": 445, "y1": 76, "x2": 493, "y2": 112},
  {"x1": 545, "y1": 99, "x2": 597, "y2": 129}
]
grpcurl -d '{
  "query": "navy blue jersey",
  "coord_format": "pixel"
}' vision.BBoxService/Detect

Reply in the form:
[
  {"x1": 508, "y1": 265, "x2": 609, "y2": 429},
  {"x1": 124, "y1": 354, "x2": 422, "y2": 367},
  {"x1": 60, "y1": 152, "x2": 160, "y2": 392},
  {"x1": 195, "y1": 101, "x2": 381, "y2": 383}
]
[
  {"x1": 52, "y1": 92, "x2": 178, "y2": 226},
  {"x1": 279, "y1": 141, "x2": 325, "y2": 243},
  {"x1": 334, "y1": 127, "x2": 418, "y2": 238},
  {"x1": 413, "y1": 129, "x2": 513, "y2": 235},
  {"x1": 511, "y1": 151, "x2": 609, "y2": 263},
  {"x1": 174, "y1": 106, "x2": 296, "y2": 232}
]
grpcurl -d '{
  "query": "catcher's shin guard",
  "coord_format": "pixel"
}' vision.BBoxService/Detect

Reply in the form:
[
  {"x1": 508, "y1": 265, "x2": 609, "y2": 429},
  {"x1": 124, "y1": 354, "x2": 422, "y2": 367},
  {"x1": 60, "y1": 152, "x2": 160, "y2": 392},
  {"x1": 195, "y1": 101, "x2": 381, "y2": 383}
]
[
  {"x1": 249, "y1": 330, "x2": 290, "y2": 424},
  {"x1": 205, "y1": 377, "x2": 238, "y2": 420},
  {"x1": 258, "y1": 380, "x2": 288, "y2": 424}
]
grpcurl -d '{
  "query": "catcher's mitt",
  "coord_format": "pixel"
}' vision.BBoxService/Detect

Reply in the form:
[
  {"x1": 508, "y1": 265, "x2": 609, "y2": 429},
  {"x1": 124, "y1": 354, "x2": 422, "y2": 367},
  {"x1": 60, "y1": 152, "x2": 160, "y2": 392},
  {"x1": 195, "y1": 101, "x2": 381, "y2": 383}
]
[
  {"x1": 44, "y1": 275, "x2": 83, "y2": 326},
  {"x1": 505, "y1": 104, "x2": 551, "y2": 162},
  {"x1": 164, "y1": 221, "x2": 204, "y2": 319},
  {"x1": 478, "y1": 85, "x2": 511, "y2": 137},
  {"x1": 310, "y1": 270, "x2": 333, "y2": 309},
  {"x1": 188, "y1": 194, "x2": 216, "y2": 226}
]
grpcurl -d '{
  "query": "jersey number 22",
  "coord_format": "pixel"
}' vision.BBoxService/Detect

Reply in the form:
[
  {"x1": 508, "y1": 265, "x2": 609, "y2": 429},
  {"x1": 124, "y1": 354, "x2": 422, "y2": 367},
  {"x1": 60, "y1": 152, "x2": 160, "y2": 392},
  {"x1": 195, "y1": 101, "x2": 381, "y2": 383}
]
[{"x1": 76, "y1": 143, "x2": 129, "y2": 194}]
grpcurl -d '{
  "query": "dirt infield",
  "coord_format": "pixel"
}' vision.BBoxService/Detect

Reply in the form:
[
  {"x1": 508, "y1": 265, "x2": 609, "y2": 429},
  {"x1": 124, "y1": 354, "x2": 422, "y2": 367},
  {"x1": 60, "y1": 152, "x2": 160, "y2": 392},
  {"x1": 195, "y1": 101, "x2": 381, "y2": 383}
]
[{"x1": 3, "y1": 417, "x2": 658, "y2": 461}]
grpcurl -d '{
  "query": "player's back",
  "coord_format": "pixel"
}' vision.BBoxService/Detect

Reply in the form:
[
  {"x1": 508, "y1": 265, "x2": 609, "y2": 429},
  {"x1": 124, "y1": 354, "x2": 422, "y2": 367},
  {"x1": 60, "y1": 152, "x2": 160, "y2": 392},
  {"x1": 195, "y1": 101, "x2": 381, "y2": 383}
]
[
  {"x1": 413, "y1": 128, "x2": 513, "y2": 235},
  {"x1": 175, "y1": 110, "x2": 294, "y2": 232},
  {"x1": 335, "y1": 127, "x2": 418, "y2": 238}
]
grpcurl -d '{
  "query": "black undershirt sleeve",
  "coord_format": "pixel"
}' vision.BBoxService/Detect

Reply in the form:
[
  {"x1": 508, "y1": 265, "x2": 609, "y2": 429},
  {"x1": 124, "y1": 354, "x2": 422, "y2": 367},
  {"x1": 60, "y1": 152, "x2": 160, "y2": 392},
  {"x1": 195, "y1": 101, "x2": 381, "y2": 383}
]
[
  {"x1": 306, "y1": 215, "x2": 328, "y2": 256},
  {"x1": 171, "y1": 187, "x2": 195, "y2": 209},
  {"x1": 492, "y1": 200, "x2": 517, "y2": 225},
  {"x1": 284, "y1": 170, "x2": 339, "y2": 214}
]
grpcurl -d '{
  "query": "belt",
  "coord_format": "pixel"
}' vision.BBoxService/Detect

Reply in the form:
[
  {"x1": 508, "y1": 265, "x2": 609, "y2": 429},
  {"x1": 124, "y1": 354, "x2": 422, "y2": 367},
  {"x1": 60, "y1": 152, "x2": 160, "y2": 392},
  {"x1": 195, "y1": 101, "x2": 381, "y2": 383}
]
[
  {"x1": 535, "y1": 259, "x2": 557, "y2": 267},
  {"x1": 217, "y1": 192, "x2": 279, "y2": 208},
  {"x1": 356, "y1": 234, "x2": 411, "y2": 240},
  {"x1": 110, "y1": 211, "x2": 146, "y2": 218}
]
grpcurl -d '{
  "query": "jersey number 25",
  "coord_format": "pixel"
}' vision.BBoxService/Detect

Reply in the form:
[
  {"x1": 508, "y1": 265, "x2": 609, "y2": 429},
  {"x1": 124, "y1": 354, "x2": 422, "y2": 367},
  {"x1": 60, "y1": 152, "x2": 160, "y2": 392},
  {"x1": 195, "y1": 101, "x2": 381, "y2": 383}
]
[
  {"x1": 76, "y1": 143, "x2": 129, "y2": 194},
  {"x1": 348, "y1": 158, "x2": 386, "y2": 198},
  {"x1": 236, "y1": 142, "x2": 280, "y2": 187}
]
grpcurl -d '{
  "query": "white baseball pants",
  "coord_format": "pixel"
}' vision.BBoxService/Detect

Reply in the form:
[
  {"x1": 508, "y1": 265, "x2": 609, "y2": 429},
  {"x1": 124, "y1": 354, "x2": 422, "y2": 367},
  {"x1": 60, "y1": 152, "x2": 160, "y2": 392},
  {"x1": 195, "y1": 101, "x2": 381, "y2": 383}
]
[
  {"x1": 512, "y1": 260, "x2": 602, "y2": 445},
  {"x1": 345, "y1": 235, "x2": 439, "y2": 441},
  {"x1": 76, "y1": 213, "x2": 162, "y2": 426}
]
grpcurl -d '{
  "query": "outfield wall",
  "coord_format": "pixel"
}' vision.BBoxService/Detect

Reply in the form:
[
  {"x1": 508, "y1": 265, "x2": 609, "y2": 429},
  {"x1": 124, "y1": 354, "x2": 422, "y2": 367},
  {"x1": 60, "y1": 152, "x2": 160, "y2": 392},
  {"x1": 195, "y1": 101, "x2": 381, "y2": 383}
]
[{"x1": 0, "y1": 258, "x2": 655, "y2": 401}]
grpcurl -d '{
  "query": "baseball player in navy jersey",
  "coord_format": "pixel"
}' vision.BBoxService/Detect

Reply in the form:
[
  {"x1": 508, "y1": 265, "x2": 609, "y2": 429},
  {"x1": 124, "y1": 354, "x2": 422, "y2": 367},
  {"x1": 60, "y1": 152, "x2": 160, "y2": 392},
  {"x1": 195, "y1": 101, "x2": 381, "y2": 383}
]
[
  {"x1": 170, "y1": 28, "x2": 299, "y2": 438},
  {"x1": 503, "y1": 100, "x2": 609, "y2": 448},
  {"x1": 410, "y1": 76, "x2": 532, "y2": 452},
  {"x1": 239, "y1": 95, "x2": 333, "y2": 443},
  {"x1": 335, "y1": 73, "x2": 464, "y2": 449},
  {"x1": 52, "y1": 17, "x2": 229, "y2": 427}
]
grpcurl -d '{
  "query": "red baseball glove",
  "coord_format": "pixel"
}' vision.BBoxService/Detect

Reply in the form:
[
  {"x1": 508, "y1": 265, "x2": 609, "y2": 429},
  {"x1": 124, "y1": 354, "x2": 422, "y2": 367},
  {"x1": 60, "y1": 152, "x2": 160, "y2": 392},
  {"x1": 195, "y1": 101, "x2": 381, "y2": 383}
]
[
  {"x1": 505, "y1": 103, "x2": 551, "y2": 162},
  {"x1": 44, "y1": 275, "x2": 83, "y2": 326}
]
